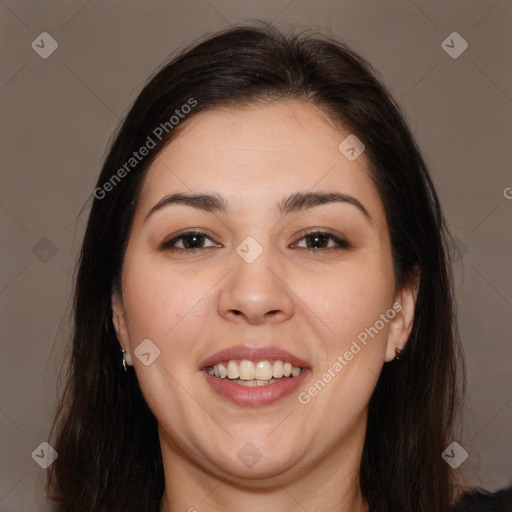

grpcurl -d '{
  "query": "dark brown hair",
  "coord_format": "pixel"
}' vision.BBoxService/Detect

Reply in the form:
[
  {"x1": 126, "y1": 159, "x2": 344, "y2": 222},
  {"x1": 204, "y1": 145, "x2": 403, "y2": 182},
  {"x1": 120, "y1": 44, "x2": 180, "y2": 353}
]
[{"x1": 47, "y1": 22, "x2": 466, "y2": 511}]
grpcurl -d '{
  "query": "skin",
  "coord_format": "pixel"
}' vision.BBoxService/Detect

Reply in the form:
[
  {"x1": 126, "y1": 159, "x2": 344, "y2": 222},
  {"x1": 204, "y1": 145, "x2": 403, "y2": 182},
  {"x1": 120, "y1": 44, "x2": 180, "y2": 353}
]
[{"x1": 112, "y1": 100, "x2": 417, "y2": 512}]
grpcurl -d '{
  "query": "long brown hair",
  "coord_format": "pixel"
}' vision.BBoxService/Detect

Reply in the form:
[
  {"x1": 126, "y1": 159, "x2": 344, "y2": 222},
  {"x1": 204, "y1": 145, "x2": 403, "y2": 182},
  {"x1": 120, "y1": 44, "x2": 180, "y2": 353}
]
[{"x1": 46, "y1": 22, "x2": 466, "y2": 511}]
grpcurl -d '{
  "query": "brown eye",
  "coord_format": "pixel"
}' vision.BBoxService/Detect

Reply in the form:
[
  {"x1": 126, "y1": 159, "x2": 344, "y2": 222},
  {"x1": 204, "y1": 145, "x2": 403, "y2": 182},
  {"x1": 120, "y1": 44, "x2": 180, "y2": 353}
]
[
  {"x1": 160, "y1": 230, "x2": 351, "y2": 255},
  {"x1": 294, "y1": 231, "x2": 352, "y2": 252},
  {"x1": 161, "y1": 231, "x2": 219, "y2": 253}
]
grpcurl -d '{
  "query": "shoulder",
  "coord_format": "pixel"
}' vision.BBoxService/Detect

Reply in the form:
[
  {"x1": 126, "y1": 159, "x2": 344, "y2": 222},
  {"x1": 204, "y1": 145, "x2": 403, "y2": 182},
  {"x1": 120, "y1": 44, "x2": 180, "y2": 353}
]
[{"x1": 454, "y1": 484, "x2": 512, "y2": 511}]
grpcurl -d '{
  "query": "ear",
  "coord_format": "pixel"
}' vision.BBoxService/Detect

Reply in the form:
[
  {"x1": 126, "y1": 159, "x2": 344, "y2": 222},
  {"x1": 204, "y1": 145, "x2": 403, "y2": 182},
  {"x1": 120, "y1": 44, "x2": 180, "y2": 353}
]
[
  {"x1": 384, "y1": 267, "x2": 420, "y2": 362},
  {"x1": 111, "y1": 288, "x2": 133, "y2": 366}
]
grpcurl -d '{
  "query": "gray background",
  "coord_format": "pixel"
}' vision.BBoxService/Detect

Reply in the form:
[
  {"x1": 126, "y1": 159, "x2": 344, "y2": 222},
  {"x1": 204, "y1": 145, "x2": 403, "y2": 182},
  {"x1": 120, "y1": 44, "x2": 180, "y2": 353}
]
[{"x1": 1, "y1": 1, "x2": 511, "y2": 510}]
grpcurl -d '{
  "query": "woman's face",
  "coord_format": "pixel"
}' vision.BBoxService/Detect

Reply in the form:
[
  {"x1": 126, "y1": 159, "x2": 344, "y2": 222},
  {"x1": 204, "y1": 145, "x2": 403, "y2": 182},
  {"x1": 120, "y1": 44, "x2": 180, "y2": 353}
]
[{"x1": 113, "y1": 100, "x2": 414, "y2": 482}]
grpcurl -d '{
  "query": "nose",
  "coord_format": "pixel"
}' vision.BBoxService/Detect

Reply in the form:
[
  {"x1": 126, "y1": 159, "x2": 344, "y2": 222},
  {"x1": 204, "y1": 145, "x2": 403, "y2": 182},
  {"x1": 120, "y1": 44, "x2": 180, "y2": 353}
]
[{"x1": 218, "y1": 249, "x2": 294, "y2": 325}]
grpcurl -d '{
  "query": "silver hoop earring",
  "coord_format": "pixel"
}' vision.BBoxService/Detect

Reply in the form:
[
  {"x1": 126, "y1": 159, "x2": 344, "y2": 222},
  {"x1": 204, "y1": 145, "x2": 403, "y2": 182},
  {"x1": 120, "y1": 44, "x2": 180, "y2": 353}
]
[{"x1": 121, "y1": 348, "x2": 128, "y2": 372}]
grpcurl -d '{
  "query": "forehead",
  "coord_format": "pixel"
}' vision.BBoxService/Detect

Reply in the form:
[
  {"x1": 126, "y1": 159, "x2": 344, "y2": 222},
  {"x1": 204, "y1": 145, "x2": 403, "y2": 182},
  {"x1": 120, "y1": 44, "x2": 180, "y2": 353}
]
[{"x1": 137, "y1": 100, "x2": 386, "y2": 228}]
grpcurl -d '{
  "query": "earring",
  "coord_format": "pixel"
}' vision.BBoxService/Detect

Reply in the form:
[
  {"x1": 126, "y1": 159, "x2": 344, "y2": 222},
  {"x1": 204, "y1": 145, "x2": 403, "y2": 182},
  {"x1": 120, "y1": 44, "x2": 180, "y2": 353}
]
[
  {"x1": 395, "y1": 347, "x2": 402, "y2": 361},
  {"x1": 121, "y1": 348, "x2": 128, "y2": 372}
]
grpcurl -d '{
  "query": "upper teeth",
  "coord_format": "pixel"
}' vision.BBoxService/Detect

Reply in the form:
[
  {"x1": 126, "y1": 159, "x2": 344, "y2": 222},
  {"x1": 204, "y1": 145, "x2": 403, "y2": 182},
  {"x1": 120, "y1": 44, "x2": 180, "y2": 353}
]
[{"x1": 207, "y1": 360, "x2": 302, "y2": 380}]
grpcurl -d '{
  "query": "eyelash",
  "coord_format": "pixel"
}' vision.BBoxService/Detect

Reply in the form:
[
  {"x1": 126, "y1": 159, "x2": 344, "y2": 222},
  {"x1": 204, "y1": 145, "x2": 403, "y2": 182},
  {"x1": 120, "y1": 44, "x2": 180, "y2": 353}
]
[{"x1": 160, "y1": 230, "x2": 352, "y2": 254}]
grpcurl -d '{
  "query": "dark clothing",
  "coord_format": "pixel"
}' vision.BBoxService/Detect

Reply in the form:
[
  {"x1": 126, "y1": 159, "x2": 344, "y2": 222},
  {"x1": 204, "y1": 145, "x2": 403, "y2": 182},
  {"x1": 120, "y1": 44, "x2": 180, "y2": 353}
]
[{"x1": 454, "y1": 484, "x2": 512, "y2": 511}]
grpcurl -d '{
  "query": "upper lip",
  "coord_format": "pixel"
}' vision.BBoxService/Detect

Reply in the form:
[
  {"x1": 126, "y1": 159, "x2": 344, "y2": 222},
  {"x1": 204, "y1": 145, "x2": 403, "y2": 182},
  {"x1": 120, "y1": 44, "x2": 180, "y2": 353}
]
[{"x1": 199, "y1": 345, "x2": 311, "y2": 370}]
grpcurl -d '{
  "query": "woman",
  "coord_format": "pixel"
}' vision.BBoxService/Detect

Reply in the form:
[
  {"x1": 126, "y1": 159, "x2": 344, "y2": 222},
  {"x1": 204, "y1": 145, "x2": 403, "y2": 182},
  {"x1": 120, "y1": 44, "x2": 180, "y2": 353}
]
[{"x1": 46, "y1": 23, "x2": 511, "y2": 512}]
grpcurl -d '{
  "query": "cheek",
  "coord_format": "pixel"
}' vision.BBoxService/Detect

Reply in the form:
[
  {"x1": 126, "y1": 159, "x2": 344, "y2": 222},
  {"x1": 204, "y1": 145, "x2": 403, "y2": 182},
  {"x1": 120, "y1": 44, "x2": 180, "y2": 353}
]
[
  {"x1": 122, "y1": 258, "x2": 208, "y2": 341},
  {"x1": 299, "y1": 267, "x2": 394, "y2": 435},
  {"x1": 120, "y1": 261, "x2": 210, "y2": 428},
  {"x1": 312, "y1": 260, "x2": 395, "y2": 346}
]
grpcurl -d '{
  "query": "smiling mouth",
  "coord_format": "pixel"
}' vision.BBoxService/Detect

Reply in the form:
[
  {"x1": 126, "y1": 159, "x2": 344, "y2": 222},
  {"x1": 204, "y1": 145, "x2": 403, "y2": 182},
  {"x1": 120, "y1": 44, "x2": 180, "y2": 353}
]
[{"x1": 206, "y1": 359, "x2": 303, "y2": 387}]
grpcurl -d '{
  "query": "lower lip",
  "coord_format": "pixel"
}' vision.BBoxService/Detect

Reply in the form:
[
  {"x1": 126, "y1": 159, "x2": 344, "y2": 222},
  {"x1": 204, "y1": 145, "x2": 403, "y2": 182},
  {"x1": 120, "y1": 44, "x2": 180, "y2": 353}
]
[{"x1": 202, "y1": 369, "x2": 310, "y2": 407}]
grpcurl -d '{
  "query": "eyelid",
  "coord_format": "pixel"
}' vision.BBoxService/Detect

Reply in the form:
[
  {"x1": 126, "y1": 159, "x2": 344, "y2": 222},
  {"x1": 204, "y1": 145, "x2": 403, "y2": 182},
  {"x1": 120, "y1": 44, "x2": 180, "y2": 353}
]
[
  {"x1": 160, "y1": 229, "x2": 220, "y2": 250},
  {"x1": 291, "y1": 229, "x2": 353, "y2": 251},
  {"x1": 160, "y1": 228, "x2": 352, "y2": 253}
]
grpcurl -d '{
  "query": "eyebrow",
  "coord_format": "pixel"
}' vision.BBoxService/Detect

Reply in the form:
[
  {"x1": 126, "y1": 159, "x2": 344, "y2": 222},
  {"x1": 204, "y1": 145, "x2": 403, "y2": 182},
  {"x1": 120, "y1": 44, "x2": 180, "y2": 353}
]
[{"x1": 144, "y1": 191, "x2": 372, "y2": 225}]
